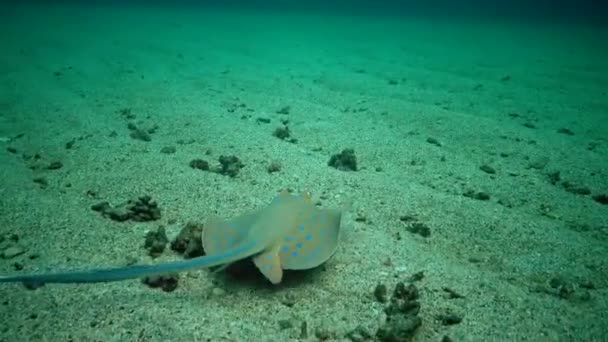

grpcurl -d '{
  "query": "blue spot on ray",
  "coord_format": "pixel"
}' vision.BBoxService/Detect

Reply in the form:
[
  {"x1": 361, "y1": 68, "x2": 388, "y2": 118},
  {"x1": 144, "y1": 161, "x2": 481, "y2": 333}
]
[
  {"x1": 292, "y1": 251, "x2": 299, "y2": 257},
  {"x1": 281, "y1": 246, "x2": 289, "y2": 252},
  {"x1": 306, "y1": 234, "x2": 313, "y2": 240},
  {"x1": 284, "y1": 236, "x2": 296, "y2": 242},
  {"x1": 296, "y1": 242, "x2": 303, "y2": 249},
  {"x1": 298, "y1": 225, "x2": 305, "y2": 231}
]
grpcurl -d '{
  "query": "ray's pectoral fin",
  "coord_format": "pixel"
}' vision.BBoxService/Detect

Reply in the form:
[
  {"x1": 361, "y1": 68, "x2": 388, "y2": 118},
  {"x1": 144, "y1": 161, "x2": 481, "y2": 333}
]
[
  {"x1": 203, "y1": 211, "x2": 260, "y2": 256},
  {"x1": 252, "y1": 249, "x2": 283, "y2": 284}
]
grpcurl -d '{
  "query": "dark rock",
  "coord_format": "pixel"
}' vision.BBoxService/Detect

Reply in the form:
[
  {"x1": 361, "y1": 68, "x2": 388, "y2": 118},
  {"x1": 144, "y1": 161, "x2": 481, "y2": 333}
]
[
  {"x1": 374, "y1": 283, "x2": 388, "y2": 303},
  {"x1": 128, "y1": 196, "x2": 161, "y2": 221},
  {"x1": 129, "y1": 129, "x2": 151, "y2": 142},
  {"x1": 160, "y1": 146, "x2": 176, "y2": 154},
  {"x1": 406, "y1": 222, "x2": 431, "y2": 238},
  {"x1": 523, "y1": 122, "x2": 536, "y2": 129},
  {"x1": 300, "y1": 321, "x2": 308, "y2": 339},
  {"x1": 33, "y1": 177, "x2": 48, "y2": 188},
  {"x1": 544, "y1": 276, "x2": 577, "y2": 299},
  {"x1": 280, "y1": 293, "x2": 297, "y2": 307},
  {"x1": 47, "y1": 161, "x2": 63, "y2": 170},
  {"x1": 218, "y1": 155, "x2": 244, "y2": 177},
  {"x1": 91, "y1": 201, "x2": 110, "y2": 212},
  {"x1": 273, "y1": 126, "x2": 291, "y2": 140},
  {"x1": 142, "y1": 274, "x2": 178, "y2": 292},
  {"x1": 549, "y1": 276, "x2": 568, "y2": 289},
  {"x1": 376, "y1": 282, "x2": 422, "y2": 341},
  {"x1": 463, "y1": 190, "x2": 490, "y2": 201},
  {"x1": 547, "y1": 171, "x2": 561, "y2": 185},
  {"x1": 557, "y1": 128, "x2": 574, "y2": 136},
  {"x1": 314, "y1": 327, "x2": 334, "y2": 341},
  {"x1": 267, "y1": 161, "x2": 282, "y2": 173},
  {"x1": 399, "y1": 215, "x2": 416, "y2": 223},
  {"x1": 189, "y1": 159, "x2": 209, "y2": 171},
  {"x1": 106, "y1": 208, "x2": 131, "y2": 222},
  {"x1": 128, "y1": 123, "x2": 152, "y2": 142},
  {"x1": 147, "y1": 125, "x2": 159, "y2": 134},
  {"x1": 92, "y1": 195, "x2": 161, "y2": 222},
  {"x1": 177, "y1": 138, "x2": 196, "y2": 145},
  {"x1": 276, "y1": 105, "x2": 290, "y2": 115},
  {"x1": 119, "y1": 108, "x2": 135, "y2": 119},
  {"x1": 386, "y1": 282, "x2": 420, "y2": 316},
  {"x1": 442, "y1": 287, "x2": 464, "y2": 299},
  {"x1": 377, "y1": 313, "x2": 421, "y2": 342},
  {"x1": 171, "y1": 222, "x2": 204, "y2": 258},
  {"x1": 2, "y1": 245, "x2": 26, "y2": 259},
  {"x1": 328, "y1": 149, "x2": 358, "y2": 171},
  {"x1": 579, "y1": 279, "x2": 596, "y2": 289},
  {"x1": 438, "y1": 312, "x2": 462, "y2": 326},
  {"x1": 144, "y1": 226, "x2": 169, "y2": 258},
  {"x1": 426, "y1": 137, "x2": 442, "y2": 147},
  {"x1": 399, "y1": 216, "x2": 431, "y2": 238},
  {"x1": 562, "y1": 181, "x2": 591, "y2": 195},
  {"x1": 592, "y1": 194, "x2": 608, "y2": 205},
  {"x1": 355, "y1": 214, "x2": 367, "y2": 223},
  {"x1": 408, "y1": 271, "x2": 425, "y2": 283},
  {"x1": 278, "y1": 319, "x2": 293, "y2": 330},
  {"x1": 479, "y1": 164, "x2": 496, "y2": 174}
]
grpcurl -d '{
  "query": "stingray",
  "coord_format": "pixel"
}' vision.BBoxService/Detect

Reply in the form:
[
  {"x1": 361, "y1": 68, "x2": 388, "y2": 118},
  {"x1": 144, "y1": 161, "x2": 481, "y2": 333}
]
[{"x1": 0, "y1": 190, "x2": 345, "y2": 286}]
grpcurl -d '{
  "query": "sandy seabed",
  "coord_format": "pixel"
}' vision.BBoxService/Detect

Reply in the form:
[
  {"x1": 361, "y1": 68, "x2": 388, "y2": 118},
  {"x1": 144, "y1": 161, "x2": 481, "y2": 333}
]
[{"x1": 0, "y1": 3, "x2": 607, "y2": 341}]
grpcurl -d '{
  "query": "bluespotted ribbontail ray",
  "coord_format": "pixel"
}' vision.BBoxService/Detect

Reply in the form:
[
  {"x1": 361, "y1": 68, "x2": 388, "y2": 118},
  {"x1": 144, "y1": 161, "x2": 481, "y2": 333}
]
[{"x1": 0, "y1": 190, "x2": 345, "y2": 286}]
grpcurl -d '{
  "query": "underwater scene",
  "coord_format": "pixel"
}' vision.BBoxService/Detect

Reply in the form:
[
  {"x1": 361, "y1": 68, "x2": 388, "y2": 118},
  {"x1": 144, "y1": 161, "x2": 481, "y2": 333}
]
[{"x1": 0, "y1": 0, "x2": 606, "y2": 341}]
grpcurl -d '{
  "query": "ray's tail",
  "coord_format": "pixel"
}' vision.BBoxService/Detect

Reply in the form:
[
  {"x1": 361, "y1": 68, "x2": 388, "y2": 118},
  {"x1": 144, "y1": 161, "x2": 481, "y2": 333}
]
[{"x1": 0, "y1": 241, "x2": 262, "y2": 286}]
